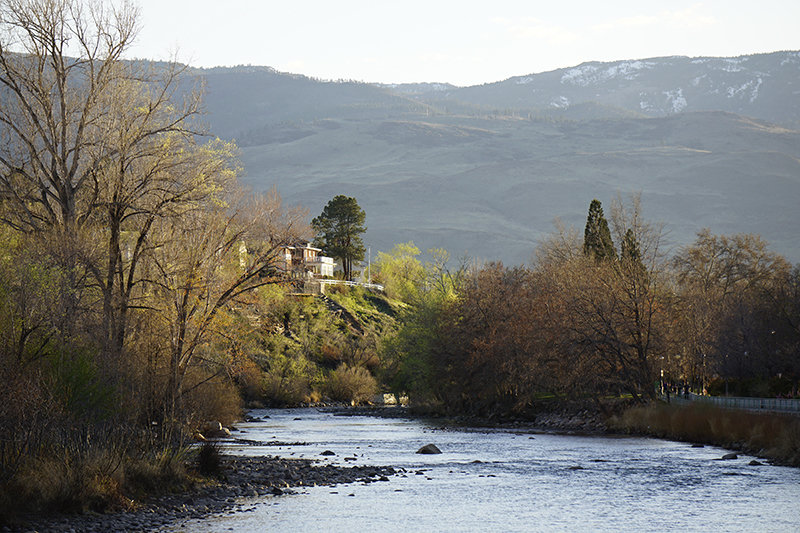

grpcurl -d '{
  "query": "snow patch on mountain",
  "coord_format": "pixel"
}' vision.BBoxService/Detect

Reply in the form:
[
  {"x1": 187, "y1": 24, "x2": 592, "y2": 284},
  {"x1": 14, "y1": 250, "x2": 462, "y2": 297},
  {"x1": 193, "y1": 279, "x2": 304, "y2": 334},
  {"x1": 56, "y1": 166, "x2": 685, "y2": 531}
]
[
  {"x1": 663, "y1": 88, "x2": 687, "y2": 113},
  {"x1": 780, "y1": 52, "x2": 800, "y2": 66},
  {"x1": 429, "y1": 83, "x2": 451, "y2": 92},
  {"x1": 516, "y1": 76, "x2": 533, "y2": 85},
  {"x1": 719, "y1": 58, "x2": 746, "y2": 72},
  {"x1": 550, "y1": 96, "x2": 570, "y2": 109},
  {"x1": 726, "y1": 77, "x2": 763, "y2": 102},
  {"x1": 561, "y1": 60, "x2": 654, "y2": 86}
]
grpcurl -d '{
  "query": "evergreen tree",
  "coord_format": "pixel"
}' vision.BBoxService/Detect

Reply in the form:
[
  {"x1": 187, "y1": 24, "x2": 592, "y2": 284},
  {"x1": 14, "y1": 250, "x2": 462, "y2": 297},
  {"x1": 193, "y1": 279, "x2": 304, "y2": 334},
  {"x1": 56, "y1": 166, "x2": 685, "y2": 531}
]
[
  {"x1": 312, "y1": 195, "x2": 366, "y2": 281},
  {"x1": 583, "y1": 199, "x2": 616, "y2": 261},
  {"x1": 621, "y1": 228, "x2": 648, "y2": 281},
  {"x1": 621, "y1": 228, "x2": 642, "y2": 263}
]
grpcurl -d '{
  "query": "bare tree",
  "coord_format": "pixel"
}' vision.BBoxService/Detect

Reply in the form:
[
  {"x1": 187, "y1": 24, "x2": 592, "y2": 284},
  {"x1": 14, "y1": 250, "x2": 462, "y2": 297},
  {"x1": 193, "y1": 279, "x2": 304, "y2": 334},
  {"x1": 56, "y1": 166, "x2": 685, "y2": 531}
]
[
  {"x1": 0, "y1": 0, "x2": 211, "y2": 359},
  {"x1": 0, "y1": 0, "x2": 139, "y2": 230},
  {"x1": 535, "y1": 196, "x2": 672, "y2": 402},
  {"x1": 149, "y1": 188, "x2": 309, "y2": 419},
  {"x1": 673, "y1": 230, "x2": 791, "y2": 386}
]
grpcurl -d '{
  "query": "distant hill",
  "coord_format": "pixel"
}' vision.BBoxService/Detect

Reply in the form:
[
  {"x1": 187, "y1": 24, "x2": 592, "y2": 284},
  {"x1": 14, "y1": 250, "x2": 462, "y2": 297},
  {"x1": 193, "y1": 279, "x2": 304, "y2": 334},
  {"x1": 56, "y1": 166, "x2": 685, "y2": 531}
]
[
  {"x1": 402, "y1": 51, "x2": 800, "y2": 128},
  {"x1": 195, "y1": 66, "x2": 430, "y2": 143},
  {"x1": 193, "y1": 52, "x2": 800, "y2": 264}
]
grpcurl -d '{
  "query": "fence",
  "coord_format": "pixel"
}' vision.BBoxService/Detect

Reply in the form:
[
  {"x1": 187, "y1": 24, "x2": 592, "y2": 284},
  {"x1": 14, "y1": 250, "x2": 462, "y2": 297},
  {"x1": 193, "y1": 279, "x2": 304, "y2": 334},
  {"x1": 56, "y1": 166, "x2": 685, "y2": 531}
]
[
  {"x1": 663, "y1": 392, "x2": 800, "y2": 415},
  {"x1": 316, "y1": 279, "x2": 385, "y2": 292}
]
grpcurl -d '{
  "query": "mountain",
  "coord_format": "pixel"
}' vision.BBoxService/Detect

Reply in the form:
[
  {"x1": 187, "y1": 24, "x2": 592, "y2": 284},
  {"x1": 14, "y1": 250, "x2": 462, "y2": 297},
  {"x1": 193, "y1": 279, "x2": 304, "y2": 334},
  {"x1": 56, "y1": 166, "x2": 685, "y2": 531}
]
[
  {"x1": 195, "y1": 66, "x2": 430, "y2": 143},
  {"x1": 193, "y1": 52, "x2": 800, "y2": 265},
  {"x1": 402, "y1": 51, "x2": 800, "y2": 128}
]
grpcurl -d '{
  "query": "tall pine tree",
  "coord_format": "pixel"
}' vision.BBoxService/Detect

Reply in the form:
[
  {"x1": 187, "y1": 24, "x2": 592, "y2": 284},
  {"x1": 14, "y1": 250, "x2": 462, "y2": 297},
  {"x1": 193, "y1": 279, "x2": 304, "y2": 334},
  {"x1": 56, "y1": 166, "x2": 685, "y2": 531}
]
[
  {"x1": 312, "y1": 195, "x2": 366, "y2": 281},
  {"x1": 583, "y1": 199, "x2": 616, "y2": 261}
]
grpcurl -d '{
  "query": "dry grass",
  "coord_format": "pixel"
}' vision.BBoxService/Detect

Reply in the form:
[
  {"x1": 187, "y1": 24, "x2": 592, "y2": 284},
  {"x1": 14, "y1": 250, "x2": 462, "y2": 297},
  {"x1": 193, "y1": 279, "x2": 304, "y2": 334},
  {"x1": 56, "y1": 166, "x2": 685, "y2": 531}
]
[
  {"x1": 0, "y1": 436, "x2": 194, "y2": 521},
  {"x1": 609, "y1": 403, "x2": 800, "y2": 466}
]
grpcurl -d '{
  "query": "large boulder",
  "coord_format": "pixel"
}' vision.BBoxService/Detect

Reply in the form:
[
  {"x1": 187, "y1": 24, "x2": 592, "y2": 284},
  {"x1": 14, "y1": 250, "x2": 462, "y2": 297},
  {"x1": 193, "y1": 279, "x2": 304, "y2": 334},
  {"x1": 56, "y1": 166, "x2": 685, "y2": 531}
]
[
  {"x1": 416, "y1": 444, "x2": 442, "y2": 454},
  {"x1": 200, "y1": 420, "x2": 232, "y2": 439}
]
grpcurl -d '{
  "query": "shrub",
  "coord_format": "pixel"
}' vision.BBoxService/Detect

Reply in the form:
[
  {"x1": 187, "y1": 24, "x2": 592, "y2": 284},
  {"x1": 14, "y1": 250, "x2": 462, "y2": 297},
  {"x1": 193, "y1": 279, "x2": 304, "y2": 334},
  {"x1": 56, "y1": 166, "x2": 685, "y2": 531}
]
[
  {"x1": 5, "y1": 438, "x2": 137, "y2": 516},
  {"x1": 194, "y1": 442, "x2": 223, "y2": 477},
  {"x1": 319, "y1": 343, "x2": 344, "y2": 367},
  {"x1": 262, "y1": 371, "x2": 311, "y2": 405},
  {"x1": 47, "y1": 345, "x2": 117, "y2": 421},
  {"x1": 123, "y1": 446, "x2": 190, "y2": 500},
  {"x1": 325, "y1": 364, "x2": 378, "y2": 405},
  {"x1": 261, "y1": 352, "x2": 315, "y2": 406},
  {"x1": 182, "y1": 368, "x2": 242, "y2": 427},
  {"x1": 231, "y1": 357, "x2": 265, "y2": 401}
]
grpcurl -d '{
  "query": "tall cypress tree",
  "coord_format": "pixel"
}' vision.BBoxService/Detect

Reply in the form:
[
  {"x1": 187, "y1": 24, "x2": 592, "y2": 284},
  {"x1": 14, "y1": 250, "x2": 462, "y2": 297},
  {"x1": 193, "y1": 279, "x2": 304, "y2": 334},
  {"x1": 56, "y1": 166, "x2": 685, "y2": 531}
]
[
  {"x1": 621, "y1": 228, "x2": 642, "y2": 262},
  {"x1": 621, "y1": 228, "x2": 648, "y2": 280},
  {"x1": 583, "y1": 199, "x2": 616, "y2": 261}
]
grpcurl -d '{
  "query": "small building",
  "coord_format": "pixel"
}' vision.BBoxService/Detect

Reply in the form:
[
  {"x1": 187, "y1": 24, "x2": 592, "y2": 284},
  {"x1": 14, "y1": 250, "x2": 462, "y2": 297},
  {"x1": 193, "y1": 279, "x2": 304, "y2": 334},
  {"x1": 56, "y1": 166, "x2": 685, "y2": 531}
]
[{"x1": 281, "y1": 242, "x2": 335, "y2": 278}]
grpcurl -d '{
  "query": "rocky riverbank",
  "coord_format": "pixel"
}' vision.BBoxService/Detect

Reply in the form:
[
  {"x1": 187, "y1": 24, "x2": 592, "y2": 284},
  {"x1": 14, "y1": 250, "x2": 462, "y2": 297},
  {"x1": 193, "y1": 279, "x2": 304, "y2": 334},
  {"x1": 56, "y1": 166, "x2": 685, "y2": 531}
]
[
  {"x1": 8, "y1": 455, "x2": 397, "y2": 533},
  {"x1": 326, "y1": 404, "x2": 608, "y2": 434}
]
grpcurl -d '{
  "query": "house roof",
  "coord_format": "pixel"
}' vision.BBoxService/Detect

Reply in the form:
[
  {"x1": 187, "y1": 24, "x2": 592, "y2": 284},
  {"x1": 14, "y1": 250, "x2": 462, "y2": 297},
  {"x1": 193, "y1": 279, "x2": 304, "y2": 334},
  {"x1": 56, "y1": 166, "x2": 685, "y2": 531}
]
[{"x1": 283, "y1": 241, "x2": 322, "y2": 252}]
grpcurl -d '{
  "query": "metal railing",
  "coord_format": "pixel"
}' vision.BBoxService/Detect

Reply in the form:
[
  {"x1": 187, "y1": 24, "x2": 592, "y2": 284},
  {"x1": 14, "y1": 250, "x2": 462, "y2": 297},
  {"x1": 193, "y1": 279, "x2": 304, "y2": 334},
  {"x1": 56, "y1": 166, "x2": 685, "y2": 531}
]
[
  {"x1": 316, "y1": 279, "x2": 385, "y2": 292},
  {"x1": 663, "y1": 392, "x2": 800, "y2": 415}
]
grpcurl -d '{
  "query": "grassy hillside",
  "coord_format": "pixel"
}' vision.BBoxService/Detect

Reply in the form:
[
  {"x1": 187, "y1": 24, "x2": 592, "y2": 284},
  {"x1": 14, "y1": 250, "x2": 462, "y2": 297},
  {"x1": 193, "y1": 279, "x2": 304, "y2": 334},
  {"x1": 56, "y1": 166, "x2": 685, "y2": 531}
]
[
  {"x1": 245, "y1": 286, "x2": 403, "y2": 406},
  {"x1": 236, "y1": 111, "x2": 800, "y2": 265},
  {"x1": 192, "y1": 53, "x2": 800, "y2": 264}
]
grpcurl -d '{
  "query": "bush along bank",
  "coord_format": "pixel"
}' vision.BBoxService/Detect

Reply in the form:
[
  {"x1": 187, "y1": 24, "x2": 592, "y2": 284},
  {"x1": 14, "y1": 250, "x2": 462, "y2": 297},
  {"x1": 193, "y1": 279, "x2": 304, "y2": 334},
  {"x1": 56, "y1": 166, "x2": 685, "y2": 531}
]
[
  {"x1": 608, "y1": 402, "x2": 800, "y2": 467},
  {"x1": 11, "y1": 444, "x2": 399, "y2": 532}
]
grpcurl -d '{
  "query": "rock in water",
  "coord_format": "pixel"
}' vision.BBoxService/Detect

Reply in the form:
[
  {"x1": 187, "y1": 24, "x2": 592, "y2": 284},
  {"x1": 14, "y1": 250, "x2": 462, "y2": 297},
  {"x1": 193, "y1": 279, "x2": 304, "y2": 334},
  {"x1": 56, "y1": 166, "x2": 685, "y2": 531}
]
[
  {"x1": 200, "y1": 421, "x2": 232, "y2": 439},
  {"x1": 320, "y1": 450, "x2": 336, "y2": 456},
  {"x1": 416, "y1": 444, "x2": 442, "y2": 454},
  {"x1": 721, "y1": 453, "x2": 738, "y2": 460}
]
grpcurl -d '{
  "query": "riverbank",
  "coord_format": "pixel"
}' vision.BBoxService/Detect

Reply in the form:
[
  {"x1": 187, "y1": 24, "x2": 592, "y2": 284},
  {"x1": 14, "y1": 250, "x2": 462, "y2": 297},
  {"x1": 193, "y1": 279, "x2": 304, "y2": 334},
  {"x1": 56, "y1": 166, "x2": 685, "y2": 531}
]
[
  {"x1": 328, "y1": 401, "x2": 800, "y2": 467},
  {"x1": 325, "y1": 401, "x2": 609, "y2": 434},
  {"x1": 11, "y1": 401, "x2": 798, "y2": 531},
  {"x1": 8, "y1": 454, "x2": 397, "y2": 532},
  {"x1": 112, "y1": 407, "x2": 800, "y2": 533},
  {"x1": 608, "y1": 401, "x2": 800, "y2": 467}
]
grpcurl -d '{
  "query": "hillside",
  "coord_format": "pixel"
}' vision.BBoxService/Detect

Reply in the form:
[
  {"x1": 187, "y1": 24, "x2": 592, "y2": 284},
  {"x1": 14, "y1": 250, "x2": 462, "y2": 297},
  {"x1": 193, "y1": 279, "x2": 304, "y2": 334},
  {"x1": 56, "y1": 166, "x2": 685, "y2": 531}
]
[
  {"x1": 194, "y1": 52, "x2": 800, "y2": 264},
  {"x1": 399, "y1": 51, "x2": 800, "y2": 128}
]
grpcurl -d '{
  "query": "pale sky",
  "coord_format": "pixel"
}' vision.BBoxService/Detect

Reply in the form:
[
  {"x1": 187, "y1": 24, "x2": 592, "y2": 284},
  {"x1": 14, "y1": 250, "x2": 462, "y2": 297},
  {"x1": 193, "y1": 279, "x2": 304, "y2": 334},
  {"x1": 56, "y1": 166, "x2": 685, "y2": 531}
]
[{"x1": 128, "y1": 0, "x2": 800, "y2": 86}]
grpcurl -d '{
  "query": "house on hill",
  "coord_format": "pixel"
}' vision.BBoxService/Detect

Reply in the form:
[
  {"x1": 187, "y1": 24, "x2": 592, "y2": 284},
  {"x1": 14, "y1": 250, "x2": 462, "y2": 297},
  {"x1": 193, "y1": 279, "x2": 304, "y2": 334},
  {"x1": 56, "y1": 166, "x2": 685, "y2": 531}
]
[{"x1": 281, "y1": 242, "x2": 335, "y2": 278}]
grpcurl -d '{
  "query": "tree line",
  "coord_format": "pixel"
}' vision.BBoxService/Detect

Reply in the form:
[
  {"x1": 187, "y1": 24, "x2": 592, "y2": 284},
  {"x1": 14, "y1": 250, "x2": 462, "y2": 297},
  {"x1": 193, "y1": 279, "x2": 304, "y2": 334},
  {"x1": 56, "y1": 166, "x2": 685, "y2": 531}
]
[
  {"x1": 379, "y1": 196, "x2": 800, "y2": 416},
  {"x1": 0, "y1": 0, "x2": 315, "y2": 515}
]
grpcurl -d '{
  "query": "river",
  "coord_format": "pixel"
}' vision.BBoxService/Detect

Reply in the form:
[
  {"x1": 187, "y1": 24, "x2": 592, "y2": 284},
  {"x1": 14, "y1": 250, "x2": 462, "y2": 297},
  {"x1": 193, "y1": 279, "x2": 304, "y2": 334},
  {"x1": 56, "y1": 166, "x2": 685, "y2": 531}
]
[{"x1": 171, "y1": 408, "x2": 800, "y2": 532}]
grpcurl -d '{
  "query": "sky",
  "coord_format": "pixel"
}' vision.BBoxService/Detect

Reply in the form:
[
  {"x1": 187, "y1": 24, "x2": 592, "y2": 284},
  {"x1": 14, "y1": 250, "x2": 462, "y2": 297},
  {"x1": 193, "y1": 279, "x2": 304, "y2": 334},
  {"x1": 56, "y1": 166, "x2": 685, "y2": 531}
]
[{"x1": 128, "y1": 0, "x2": 800, "y2": 87}]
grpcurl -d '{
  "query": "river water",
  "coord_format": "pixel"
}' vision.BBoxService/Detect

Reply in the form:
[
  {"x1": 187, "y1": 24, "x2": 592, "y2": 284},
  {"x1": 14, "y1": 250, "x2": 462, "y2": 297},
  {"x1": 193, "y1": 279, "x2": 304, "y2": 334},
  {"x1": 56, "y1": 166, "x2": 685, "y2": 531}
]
[{"x1": 174, "y1": 408, "x2": 800, "y2": 532}]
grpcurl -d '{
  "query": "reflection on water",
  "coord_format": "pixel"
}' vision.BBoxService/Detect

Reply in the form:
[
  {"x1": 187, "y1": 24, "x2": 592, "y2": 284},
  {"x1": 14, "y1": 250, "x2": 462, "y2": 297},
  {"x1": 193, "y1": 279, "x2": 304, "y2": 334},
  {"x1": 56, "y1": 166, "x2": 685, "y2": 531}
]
[{"x1": 171, "y1": 408, "x2": 800, "y2": 532}]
